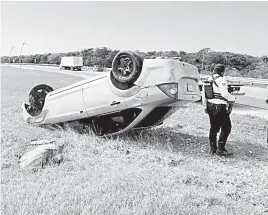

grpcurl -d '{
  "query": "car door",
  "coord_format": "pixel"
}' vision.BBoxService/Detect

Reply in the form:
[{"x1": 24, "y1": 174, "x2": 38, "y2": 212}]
[{"x1": 83, "y1": 77, "x2": 127, "y2": 117}]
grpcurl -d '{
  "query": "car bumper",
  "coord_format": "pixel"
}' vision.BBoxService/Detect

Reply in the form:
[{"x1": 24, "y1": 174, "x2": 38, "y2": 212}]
[{"x1": 21, "y1": 102, "x2": 48, "y2": 124}]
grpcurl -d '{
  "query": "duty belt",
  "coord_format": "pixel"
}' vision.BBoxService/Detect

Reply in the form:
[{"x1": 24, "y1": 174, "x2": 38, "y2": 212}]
[{"x1": 213, "y1": 93, "x2": 228, "y2": 102}]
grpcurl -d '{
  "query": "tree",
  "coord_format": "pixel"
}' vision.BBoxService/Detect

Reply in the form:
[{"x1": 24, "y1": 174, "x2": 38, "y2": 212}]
[
  {"x1": 1, "y1": 56, "x2": 9, "y2": 63},
  {"x1": 40, "y1": 54, "x2": 49, "y2": 64},
  {"x1": 104, "y1": 50, "x2": 119, "y2": 67},
  {"x1": 47, "y1": 53, "x2": 63, "y2": 64},
  {"x1": 260, "y1": 55, "x2": 268, "y2": 63},
  {"x1": 23, "y1": 55, "x2": 35, "y2": 63},
  {"x1": 209, "y1": 53, "x2": 226, "y2": 65},
  {"x1": 179, "y1": 51, "x2": 186, "y2": 57}
]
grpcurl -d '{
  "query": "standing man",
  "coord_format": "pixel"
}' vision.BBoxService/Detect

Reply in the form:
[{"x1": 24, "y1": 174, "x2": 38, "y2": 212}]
[{"x1": 203, "y1": 64, "x2": 236, "y2": 156}]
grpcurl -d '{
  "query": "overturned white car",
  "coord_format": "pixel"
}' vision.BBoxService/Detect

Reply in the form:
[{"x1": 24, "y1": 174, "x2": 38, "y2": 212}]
[{"x1": 21, "y1": 51, "x2": 201, "y2": 136}]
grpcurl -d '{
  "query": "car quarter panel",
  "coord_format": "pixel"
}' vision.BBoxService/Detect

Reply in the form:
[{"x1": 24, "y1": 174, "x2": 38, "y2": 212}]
[
  {"x1": 133, "y1": 59, "x2": 201, "y2": 102},
  {"x1": 125, "y1": 85, "x2": 172, "y2": 108},
  {"x1": 134, "y1": 59, "x2": 200, "y2": 86},
  {"x1": 42, "y1": 85, "x2": 87, "y2": 124}
]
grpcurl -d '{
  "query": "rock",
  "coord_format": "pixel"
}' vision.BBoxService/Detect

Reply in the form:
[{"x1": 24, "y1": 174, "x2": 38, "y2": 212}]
[
  {"x1": 29, "y1": 139, "x2": 55, "y2": 145},
  {"x1": 168, "y1": 159, "x2": 181, "y2": 167},
  {"x1": 19, "y1": 143, "x2": 64, "y2": 169}
]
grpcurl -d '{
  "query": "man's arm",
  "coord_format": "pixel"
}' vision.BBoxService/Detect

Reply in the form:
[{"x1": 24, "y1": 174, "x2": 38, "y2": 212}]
[{"x1": 216, "y1": 77, "x2": 236, "y2": 102}]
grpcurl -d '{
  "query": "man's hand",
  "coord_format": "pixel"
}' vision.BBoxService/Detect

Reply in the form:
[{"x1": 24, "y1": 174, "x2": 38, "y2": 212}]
[{"x1": 227, "y1": 102, "x2": 234, "y2": 114}]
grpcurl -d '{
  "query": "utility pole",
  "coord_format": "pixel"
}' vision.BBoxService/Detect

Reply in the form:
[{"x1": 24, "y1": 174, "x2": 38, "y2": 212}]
[
  {"x1": 225, "y1": 51, "x2": 228, "y2": 66},
  {"x1": 201, "y1": 51, "x2": 205, "y2": 73},
  {"x1": 201, "y1": 48, "x2": 211, "y2": 73},
  {"x1": 9, "y1": 47, "x2": 15, "y2": 66},
  {"x1": 19, "y1": 42, "x2": 26, "y2": 68}
]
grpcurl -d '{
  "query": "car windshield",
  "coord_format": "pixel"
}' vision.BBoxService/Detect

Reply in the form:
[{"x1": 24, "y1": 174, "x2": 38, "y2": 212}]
[{"x1": 89, "y1": 108, "x2": 142, "y2": 135}]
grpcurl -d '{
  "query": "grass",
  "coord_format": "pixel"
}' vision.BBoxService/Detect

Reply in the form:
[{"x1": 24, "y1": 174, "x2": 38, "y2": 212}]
[{"x1": 1, "y1": 66, "x2": 268, "y2": 215}]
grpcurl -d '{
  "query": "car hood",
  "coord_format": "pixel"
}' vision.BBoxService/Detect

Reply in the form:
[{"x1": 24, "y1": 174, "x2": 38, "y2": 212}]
[{"x1": 134, "y1": 59, "x2": 200, "y2": 87}]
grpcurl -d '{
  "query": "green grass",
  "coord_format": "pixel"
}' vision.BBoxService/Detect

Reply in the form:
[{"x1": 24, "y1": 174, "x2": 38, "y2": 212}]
[{"x1": 1, "y1": 66, "x2": 268, "y2": 215}]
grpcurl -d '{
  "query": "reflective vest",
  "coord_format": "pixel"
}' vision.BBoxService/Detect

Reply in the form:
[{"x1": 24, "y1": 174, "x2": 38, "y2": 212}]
[{"x1": 204, "y1": 74, "x2": 227, "y2": 101}]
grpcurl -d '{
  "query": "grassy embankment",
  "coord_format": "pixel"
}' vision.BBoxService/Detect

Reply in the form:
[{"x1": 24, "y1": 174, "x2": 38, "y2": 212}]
[{"x1": 1, "y1": 66, "x2": 268, "y2": 215}]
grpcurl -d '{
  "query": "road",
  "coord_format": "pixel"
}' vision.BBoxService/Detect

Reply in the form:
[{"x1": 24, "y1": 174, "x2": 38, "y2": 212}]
[
  {"x1": 2, "y1": 64, "x2": 268, "y2": 120},
  {"x1": 231, "y1": 104, "x2": 268, "y2": 120},
  {"x1": 2, "y1": 64, "x2": 105, "y2": 79}
]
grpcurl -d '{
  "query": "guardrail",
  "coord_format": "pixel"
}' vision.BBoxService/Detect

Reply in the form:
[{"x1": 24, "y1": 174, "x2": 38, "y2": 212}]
[
  {"x1": 2, "y1": 63, "x2": 111, "y2": 72},
  {"x1": 2, "y1": 63, "x2": 59, "y2": 67},
  {"x1": 200, "y1": 74, "x2": 268, "y2": 87}
]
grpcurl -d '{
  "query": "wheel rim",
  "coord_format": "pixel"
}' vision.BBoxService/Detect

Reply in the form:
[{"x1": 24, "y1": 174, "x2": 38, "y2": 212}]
[{"x1": 116, "y1": 55, "x2": 134, "y2": 78}]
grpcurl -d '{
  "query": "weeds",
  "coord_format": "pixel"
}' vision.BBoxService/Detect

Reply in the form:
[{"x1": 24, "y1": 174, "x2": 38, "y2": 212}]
[{"x1": 1, "y1": 67, "x2": 268, "y2": 215}]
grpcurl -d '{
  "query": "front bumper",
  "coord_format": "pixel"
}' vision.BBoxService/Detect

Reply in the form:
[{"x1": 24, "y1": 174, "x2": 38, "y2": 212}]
[{"x1": 21, "y1": 102, "x2": 48, "y2": 125}]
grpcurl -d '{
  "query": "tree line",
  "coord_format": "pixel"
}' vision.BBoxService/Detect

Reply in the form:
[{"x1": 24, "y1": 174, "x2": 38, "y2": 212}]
[{"x1": 1, "y1": 47, "x2": 268, "y2": 78}]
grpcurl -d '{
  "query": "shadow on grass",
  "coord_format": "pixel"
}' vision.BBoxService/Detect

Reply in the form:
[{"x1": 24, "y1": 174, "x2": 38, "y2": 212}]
[
  {"x1": 118, "y1": 127, "x2": 268, "y2": 162},
  {"x1": 48, "y1": 121, "x2": 268, "y2": 162}
]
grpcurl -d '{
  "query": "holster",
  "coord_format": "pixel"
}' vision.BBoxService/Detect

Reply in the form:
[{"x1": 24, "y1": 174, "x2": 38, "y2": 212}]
[
  {"x1": 226, "y1": 103, "x2": 233, "y2": 114},
  {"x1": 206, "y1": 102, "x2": 227, "y2": 116}
]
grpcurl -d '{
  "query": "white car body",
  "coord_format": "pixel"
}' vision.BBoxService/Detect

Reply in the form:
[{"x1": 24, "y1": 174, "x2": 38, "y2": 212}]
[{"x1": 21, "y1": 59, "x2": 201, "y2": 136}]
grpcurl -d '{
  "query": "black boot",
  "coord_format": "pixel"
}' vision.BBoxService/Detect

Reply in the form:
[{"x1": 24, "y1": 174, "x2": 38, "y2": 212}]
[
  {"x1": 216, "y1": 140, "x2": 233, "y2": 156},
  {"x1": 209, "y1": 142, "x2": 217, "y2": 155}
]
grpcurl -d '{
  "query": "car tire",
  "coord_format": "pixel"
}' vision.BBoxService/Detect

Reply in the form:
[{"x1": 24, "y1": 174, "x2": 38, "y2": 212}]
[
  {"x1": 130, "y1": 51, "x2": 143, "y2": 71},
  {"x1": 29, "y1": 84, "x2": 54, "y2": 108},
  {"x1": 111, "y1": 51, "x2": 143, "y2": 84},
  {"x1": 110, "y1": 71, "x2": 133, "y2": 90}
]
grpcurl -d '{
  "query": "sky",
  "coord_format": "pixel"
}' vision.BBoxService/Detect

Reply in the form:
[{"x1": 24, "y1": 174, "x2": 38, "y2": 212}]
[{"x1": 1, "y1": 1, "x2": 268, "y2": 57}]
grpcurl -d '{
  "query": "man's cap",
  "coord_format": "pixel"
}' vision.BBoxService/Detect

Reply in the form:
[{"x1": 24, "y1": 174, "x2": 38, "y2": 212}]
[{"x1": 213, "y1": 64, "x2": 225, "y2": 74}]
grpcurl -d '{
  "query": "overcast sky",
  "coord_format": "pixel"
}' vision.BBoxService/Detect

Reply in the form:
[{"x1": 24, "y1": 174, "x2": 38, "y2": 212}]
[{"x1": 2, "y1": 1, "x2": 268, "y2": 57}]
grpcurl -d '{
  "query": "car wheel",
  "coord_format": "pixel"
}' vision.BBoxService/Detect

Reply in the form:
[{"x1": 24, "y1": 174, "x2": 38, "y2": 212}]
[
  {"x1": 29, "y1": 84, "x2": 54, "y2": 109},
  {"x1": 111, "y1": 51, "x2": 143, "y2": 84}
]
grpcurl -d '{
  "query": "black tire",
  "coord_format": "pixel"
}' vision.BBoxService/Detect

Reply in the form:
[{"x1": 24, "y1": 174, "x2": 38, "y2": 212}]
[
  {"x1": 129, "y1": 51, "x2": 143, "y2": 71},
  {"x1": 110, "y1": 71, "x2": 133, "y2": 90},
  {"x1": 29, "y1": 84, "x2": 54, "y2": 109},
  {"x1": 111, "y1": 51, "x2": 143, "y2": 84}
]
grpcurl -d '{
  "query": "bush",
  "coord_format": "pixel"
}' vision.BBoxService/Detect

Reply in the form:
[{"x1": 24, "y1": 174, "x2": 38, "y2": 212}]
[
  {"x1": 247, "y1": 70, "x2": 265, "y2": 78},
  {"x1": 2, "y1": 47, "x2": 267, "y2": 78},
  {"x1": 225, "y1": 69, "x2": 243, "y2": 77}
]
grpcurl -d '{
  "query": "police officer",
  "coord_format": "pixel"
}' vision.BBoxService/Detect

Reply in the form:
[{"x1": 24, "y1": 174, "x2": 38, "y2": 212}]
[{"x1": 203, "y1": 64, "x2": 236, "y2": 156}]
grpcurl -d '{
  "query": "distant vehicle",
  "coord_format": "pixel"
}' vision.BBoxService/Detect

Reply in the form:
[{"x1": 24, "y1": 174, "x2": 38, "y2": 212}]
[
  {"x1": 173, "y1": 57, "x2": 182, "y2": 61},
  {"x1": 92, "y1": 65, "x2": 105, "y2": 72},
  {"x1": 21, "y1": 51, "x2": 201, "y2": 136},
  {"x1": 60, "y1": 56, "x2": 83, "y2": 71}
]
